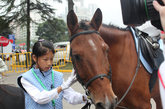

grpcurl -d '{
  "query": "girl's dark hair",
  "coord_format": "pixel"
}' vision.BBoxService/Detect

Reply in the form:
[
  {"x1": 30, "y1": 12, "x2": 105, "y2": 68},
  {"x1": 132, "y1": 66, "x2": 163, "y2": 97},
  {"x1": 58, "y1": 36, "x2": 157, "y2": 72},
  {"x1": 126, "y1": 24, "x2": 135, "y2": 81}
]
[{"x1": 30, "y1": 39, "x2": 55, "y2": 68}]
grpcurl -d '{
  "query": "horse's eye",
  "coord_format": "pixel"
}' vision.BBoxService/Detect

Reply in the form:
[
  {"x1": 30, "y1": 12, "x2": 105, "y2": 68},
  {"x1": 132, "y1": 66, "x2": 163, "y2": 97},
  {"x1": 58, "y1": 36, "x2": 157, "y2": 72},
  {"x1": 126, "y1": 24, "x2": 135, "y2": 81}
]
[{"x1": 73, "y1": 54, "x2": 81, "y2": 61}]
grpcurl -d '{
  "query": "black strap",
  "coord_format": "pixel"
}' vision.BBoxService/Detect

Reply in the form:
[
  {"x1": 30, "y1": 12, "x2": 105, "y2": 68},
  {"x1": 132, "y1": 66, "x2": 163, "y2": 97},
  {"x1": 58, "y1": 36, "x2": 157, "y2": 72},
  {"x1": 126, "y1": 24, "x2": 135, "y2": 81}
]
[
  {"x1": 70, "y1": 30, "x2": 100, "y2": 42},
  {"x1": 81, "y1": 102, "x2": 91, "y2": 109},
  {"x1": 85, "y1": 74, "x2": 110, "y2": 88},
  {"x1": 116, "y1": 27, "x2": 141, "y2": 108}
]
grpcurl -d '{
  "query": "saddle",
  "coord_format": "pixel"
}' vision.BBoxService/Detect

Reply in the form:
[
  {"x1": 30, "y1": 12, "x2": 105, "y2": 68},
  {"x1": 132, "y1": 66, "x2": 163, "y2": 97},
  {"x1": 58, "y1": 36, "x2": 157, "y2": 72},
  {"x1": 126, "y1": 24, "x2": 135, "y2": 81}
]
[
  {"x1": 0, "y1": 84, "x2": 25, "y2": 109},
  {"x1": 134, "y1": 28, "x2": 164, "y2": 92},
  {"x1": 138, "y1": 30, "x2": 163, "y2": 69}
]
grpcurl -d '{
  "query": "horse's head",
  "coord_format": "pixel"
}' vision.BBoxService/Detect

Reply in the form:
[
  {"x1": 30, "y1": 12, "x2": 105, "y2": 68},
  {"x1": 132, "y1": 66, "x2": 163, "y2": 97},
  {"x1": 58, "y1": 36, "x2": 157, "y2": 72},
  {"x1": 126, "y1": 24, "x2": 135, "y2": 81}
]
[{"x1": 67, "y1": 8, "x2": 117, "y2": 109}]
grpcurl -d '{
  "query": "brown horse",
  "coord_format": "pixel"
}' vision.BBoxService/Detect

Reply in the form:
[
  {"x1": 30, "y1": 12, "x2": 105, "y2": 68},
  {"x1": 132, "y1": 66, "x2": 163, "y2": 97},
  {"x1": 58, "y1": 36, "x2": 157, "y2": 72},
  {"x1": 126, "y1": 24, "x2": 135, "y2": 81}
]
[
  {"x1": 67, "y1": 9, "x2": 117, "y2": 109},
  {"x1": 67, "y1": 9, "x2": 162, "y2": 109},
  {"x1": 99, "y1": 16, "x2": 162, "y2": 109},
  {"x1": 99, "y1": 24, "x2": 163, "y2": 109},
  {"x1": 100, "y1": 24, "x2": 163, "y2": 108}
]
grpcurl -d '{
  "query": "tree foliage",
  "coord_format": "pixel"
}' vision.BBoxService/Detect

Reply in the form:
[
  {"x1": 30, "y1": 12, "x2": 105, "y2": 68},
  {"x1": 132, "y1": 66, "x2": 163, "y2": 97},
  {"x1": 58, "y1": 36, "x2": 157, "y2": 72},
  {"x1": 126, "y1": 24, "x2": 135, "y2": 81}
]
[
  {"x1": 36, "y1": 18, "x2": 68, "y2": 43},
  {"x1": 0, "y1": 16, "x2": 12, "y2": 37},
  {"x1": 0, "y1": 0, "x2": 61, "y2": 51},
  {"x1": 0, "y1": 0, "x2": 60, "y2": 27}
]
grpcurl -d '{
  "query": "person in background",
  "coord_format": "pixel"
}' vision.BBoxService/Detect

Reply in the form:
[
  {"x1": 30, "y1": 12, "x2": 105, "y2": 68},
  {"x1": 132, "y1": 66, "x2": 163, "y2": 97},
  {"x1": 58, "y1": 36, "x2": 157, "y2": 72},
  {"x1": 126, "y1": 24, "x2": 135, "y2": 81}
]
[
  {"x1": 17, "y1": 39, "x2": 88, "y2": 109},
  {"x1": 160, "y1": 31, "x2": 165, "y2": 56},
  {"x1": 153, "y1": 0, "x2": 165, "y2": 32},
  {"x1": 0, "y1": 57, "x2": 8, "y2": 81},
  {"x1": 153, "y1": 0, "x2": 165, "y2": 108}
]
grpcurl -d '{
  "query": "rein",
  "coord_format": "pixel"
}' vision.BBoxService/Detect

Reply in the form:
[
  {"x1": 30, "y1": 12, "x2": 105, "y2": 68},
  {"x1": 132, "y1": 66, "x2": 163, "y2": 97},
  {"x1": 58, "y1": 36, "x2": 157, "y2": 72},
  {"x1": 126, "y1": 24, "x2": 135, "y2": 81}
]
[
  {"x1": 70, "y1": 30, "x2": 112, "y2": 109},
  {"x1": 115, "y1": 27, "x2": 141, "y2": 109}
]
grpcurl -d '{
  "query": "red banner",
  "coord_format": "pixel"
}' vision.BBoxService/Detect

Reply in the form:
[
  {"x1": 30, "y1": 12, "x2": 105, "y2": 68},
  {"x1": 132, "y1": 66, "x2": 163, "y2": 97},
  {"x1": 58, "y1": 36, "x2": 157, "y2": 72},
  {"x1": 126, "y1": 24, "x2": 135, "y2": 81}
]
[
  {"x1": 19, "y1": 43, "x2": 26, "y2": 46},
  {"x1": 0, "y1": 36, "x2": 9, "y2": 47}
]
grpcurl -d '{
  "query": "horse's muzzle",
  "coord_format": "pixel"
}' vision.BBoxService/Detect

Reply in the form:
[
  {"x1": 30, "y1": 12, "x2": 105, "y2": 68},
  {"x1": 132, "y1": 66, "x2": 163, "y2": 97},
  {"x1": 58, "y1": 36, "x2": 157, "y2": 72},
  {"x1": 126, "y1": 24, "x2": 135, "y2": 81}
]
[{"x1": 95, "y1": 97, "x2": 118, "y2": 109}]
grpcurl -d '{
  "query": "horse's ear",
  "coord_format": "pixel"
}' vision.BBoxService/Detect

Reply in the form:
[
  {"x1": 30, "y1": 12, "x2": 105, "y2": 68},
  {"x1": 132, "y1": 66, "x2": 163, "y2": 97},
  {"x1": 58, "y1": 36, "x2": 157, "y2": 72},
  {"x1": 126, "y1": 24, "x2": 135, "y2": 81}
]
[
  {"x1": 67, "y1": 10, "x2": 79, "y2": 36},
  {"x1": 90, "y1": 8, "x2": 102, "y2": 31}
]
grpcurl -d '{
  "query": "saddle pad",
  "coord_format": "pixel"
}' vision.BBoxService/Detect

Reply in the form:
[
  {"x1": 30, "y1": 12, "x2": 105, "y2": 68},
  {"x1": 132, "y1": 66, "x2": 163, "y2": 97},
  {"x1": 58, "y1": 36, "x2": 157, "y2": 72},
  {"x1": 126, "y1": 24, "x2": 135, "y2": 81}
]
[{"x1": 130, "y1": 27, "x2": 164, "y2": 74}]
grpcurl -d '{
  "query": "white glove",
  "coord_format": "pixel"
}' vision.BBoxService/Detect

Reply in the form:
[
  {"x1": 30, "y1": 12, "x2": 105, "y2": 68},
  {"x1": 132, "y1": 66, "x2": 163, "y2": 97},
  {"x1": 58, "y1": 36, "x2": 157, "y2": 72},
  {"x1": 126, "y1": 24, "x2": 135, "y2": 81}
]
[
  {"x1": 83, "y1": 94, "x2": 92, "y2": 104},
  {"x1": 61, "y1": 69, "x2": 77, "y2": 90}
]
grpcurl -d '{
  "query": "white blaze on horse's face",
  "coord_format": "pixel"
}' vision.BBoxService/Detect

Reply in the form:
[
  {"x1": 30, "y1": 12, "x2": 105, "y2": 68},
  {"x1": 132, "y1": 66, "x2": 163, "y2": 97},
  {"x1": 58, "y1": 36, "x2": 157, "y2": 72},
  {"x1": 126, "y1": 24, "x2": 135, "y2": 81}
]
[{"x1": 88, "y1": 39, "x2": 97, "y2": 51}]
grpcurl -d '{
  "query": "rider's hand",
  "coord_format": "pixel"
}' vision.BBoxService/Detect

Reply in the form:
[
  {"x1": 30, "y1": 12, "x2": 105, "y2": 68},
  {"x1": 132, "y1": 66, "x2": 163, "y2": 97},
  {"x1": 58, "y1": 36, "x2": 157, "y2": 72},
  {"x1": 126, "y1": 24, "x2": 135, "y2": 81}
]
[
  {"x1": 153, "y1": 0, "x2": 165, "y2": 31},
  {"x1": 61, "y1": 69, "x2": 77, "y2": 90}
]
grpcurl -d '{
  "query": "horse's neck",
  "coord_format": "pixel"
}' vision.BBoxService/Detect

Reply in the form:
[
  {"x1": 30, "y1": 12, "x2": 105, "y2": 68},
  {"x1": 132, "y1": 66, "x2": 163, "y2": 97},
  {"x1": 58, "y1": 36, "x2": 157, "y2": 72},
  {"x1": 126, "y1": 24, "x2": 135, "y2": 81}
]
[
  {"x1": 99, "y1": 26, "x2": 130, "y2": 49},
  {"x1": 99, "y1": 25, "x2": 137, "y2": 66}
]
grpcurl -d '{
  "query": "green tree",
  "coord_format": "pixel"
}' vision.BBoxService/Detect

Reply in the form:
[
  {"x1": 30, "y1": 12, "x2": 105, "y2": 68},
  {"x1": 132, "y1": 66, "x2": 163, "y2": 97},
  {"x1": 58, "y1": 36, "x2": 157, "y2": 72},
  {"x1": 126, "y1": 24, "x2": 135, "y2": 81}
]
[
  {"x1": 0, "y1": 0, "x2": 61, "y2": 52},
  {"x1": 36, "y1": 18, "x2": 68, "y2": 43},
  {"x1": 0, "y1": 17, "x2": 12, "y2": 37}
]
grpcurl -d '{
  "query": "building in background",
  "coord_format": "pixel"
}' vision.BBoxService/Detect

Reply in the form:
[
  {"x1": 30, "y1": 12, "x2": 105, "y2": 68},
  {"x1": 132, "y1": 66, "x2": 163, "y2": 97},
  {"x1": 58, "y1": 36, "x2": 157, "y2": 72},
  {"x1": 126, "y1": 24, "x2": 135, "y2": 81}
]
[
  {"x1": 13, "y1": 11, "x2": 42, "y2": 42},
  {"x1": 13, "y1": 0, "x2": 98, "y2": 46}
]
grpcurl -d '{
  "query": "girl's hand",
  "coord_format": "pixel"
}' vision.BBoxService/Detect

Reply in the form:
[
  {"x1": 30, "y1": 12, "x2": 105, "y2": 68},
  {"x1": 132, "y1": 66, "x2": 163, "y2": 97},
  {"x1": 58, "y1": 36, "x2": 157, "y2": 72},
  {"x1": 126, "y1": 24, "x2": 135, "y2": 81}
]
[{"x1": 61, "y1": 69, "x2": 77, "y2": 90}]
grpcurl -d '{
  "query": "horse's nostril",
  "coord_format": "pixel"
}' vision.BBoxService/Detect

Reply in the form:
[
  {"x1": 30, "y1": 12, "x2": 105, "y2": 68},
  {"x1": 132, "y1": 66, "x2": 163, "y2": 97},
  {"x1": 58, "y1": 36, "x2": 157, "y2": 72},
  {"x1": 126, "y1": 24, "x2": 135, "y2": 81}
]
[{"x1": 96, "y1": 102, "x2": 105, "y2": 109}]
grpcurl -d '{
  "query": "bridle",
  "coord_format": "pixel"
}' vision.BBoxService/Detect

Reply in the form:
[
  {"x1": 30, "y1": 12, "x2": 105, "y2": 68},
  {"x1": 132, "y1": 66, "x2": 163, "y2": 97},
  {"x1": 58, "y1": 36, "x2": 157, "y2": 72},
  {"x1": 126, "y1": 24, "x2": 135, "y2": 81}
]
[{"x1": 69, "y1": 30, "x2": 112, "y2": 94}]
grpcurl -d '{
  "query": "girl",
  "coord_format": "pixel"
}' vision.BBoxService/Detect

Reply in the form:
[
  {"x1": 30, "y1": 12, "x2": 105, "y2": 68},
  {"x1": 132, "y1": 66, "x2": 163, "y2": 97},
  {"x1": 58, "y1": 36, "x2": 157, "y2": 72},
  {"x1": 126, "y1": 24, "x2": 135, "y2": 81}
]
[{"x1": 17, "y1": 39, "x2": 87, "y2": 109}]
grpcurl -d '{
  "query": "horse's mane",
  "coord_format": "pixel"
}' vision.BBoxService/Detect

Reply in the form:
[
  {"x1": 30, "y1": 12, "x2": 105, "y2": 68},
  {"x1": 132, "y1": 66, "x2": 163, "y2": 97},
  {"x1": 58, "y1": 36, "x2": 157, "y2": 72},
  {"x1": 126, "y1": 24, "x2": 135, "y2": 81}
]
[{"x1": 102, "y1": 23, "x2": 128, "y2": 31}]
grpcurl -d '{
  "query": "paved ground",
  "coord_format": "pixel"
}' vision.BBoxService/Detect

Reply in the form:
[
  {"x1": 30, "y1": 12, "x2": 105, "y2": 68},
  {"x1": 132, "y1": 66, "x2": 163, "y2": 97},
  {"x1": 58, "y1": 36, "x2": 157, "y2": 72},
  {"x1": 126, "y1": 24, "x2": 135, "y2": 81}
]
[{"x1": 0, "y1": 72, "x2": 157, "y2": 109}]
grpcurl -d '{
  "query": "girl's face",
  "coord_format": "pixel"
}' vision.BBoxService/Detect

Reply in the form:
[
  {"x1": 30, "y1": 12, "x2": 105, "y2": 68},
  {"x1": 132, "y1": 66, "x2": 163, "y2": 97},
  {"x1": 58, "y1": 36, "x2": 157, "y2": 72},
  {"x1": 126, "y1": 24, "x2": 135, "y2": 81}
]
[{"x1": 33, "y1": 51, "x2": 54, "y2": 72}]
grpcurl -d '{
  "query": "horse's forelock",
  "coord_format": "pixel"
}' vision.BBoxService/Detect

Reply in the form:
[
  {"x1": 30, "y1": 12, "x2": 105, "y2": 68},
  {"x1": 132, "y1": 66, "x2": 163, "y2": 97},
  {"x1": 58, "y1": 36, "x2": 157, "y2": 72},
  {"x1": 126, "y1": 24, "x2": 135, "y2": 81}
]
[{"x1": 79, "y1": 20, "x2": 91, "y2": 30}]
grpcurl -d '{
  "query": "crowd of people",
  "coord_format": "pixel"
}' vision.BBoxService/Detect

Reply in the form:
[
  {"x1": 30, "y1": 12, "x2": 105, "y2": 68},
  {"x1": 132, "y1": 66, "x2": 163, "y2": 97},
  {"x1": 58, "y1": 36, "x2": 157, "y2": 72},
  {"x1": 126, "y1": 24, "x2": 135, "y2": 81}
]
[{"x1": 0, "y1": 57, "x2": 8, "y2": 82}]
